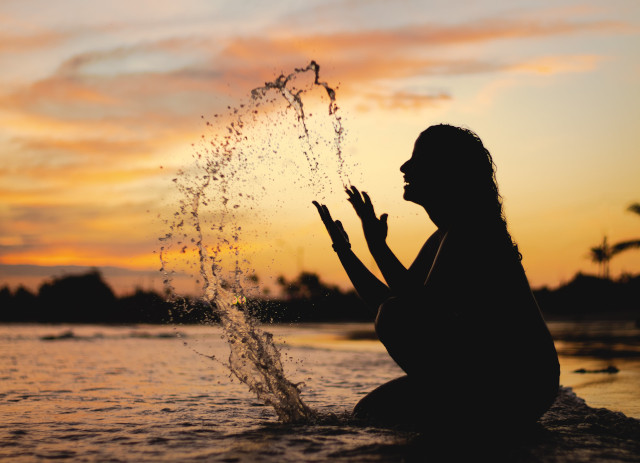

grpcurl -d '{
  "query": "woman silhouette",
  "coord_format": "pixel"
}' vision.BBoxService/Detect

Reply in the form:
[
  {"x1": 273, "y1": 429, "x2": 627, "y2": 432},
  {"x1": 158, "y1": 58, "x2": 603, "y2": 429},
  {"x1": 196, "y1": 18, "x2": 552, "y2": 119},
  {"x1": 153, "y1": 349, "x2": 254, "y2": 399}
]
[{"x1": 313, "y1": 124, "x2": 559, "y2": 431}]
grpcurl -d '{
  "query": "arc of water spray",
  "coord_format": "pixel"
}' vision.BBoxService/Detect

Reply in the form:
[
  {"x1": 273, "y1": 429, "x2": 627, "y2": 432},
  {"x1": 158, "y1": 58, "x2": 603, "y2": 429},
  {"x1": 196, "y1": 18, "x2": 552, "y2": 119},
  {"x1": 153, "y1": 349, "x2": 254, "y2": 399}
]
[
  {"x1": 162, "y1": 61, "x2": 350, "y2": 423},
  {"x1": 189, "y1": 172, "x2": 314, "y2": 422},
  {"x1": 251, "y1": 61, "x2": 347, "y2": 186}
]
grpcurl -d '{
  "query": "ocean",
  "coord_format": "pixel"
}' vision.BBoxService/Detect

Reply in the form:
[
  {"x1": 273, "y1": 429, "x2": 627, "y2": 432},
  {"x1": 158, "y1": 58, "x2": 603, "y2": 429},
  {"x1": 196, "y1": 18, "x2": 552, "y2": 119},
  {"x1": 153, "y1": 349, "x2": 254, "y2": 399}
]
[{"x1": 1, "y1": 320, "x2": 639, "y2": 461}]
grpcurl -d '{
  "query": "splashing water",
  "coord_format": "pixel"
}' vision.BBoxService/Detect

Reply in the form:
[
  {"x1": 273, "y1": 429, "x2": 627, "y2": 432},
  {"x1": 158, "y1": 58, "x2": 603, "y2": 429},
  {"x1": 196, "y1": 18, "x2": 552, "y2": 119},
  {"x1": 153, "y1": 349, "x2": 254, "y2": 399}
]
[
  {"x1": 251, "y1": 61, "x2": 346, "y2": 180},
  {"x1": 160, "y1": 62, "x2": 350, "y2": 423}
]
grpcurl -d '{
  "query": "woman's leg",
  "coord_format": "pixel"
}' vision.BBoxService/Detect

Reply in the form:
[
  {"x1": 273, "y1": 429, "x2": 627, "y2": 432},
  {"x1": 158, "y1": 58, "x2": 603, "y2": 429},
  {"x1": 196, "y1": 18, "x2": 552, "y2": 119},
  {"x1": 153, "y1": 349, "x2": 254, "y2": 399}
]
[
  {"x1": 375, "y1": 296, "x2": 442, "y2": 377},
  {"x1": 353, "y1": 375, "x2": 428, "y2": 427}
]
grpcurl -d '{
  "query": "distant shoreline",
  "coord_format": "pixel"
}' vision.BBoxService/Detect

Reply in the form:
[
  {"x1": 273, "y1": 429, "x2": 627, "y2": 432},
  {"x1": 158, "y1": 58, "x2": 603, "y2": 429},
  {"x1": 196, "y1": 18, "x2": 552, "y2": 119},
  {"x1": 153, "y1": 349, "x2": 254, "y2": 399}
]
[{"x1": 1, "y1": 269, "x2": 639, "y2": 324}]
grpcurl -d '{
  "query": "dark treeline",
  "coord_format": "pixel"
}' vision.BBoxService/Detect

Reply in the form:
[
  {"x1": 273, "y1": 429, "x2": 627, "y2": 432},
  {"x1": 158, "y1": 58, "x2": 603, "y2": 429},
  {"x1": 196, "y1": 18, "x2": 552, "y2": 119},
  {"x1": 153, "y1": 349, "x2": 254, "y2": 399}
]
[
  {"x1": 534, "y1": 272, "x2": 640, "y2": 318},
  {"x1": 0, "y1": 271, "x2": 179, "y2": 324},
  {"x1": 0, "y1": 270, "x2": 372, "y2": 324},
  {"x1": 1, "y1": 269, "x2": 638, "y2": 324}
]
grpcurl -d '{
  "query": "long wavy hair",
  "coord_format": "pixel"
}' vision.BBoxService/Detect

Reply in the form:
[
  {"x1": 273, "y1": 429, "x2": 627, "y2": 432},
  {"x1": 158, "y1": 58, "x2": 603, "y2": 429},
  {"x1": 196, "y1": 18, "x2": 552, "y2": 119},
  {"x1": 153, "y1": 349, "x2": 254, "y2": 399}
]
[{"x1": 417, "y1": 124, "x2": 522, "y2": 260}]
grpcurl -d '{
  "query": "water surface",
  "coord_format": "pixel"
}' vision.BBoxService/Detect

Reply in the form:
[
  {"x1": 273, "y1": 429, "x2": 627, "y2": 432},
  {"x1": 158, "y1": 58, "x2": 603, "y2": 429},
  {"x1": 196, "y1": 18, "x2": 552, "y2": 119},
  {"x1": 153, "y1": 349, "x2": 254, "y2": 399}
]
[{"x1": 1, "y1": 321, "x2": 638, "y2": 461}]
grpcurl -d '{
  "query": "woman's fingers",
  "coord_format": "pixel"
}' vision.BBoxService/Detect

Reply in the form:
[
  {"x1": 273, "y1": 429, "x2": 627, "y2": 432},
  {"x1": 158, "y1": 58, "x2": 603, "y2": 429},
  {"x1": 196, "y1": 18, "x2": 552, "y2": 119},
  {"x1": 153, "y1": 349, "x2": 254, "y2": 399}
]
[
  {"x1": 321, "y1": 204, "x2": 333, "y2": 222},
  {"x1": 346, "y1": 185, "x2": 368, "y2": 215},
  {"x1": 312, "y1": 201, "x2": 333, "y2": 228},
  {"x1": 312, "y1": 201, "x2": 340, "y2": 231},
  {"x1": 312, "y1": 201, "x2": 351, "y2": 249},
  {"x1": 345, "y1": 187, "x2": 382, "y2": 228},
  {"x1": 312, "y1": 201, "x2": 326, "y2": 220},
  {"x1": 350, "y1": 188, "x2": 375, "y2": 216},
  {"x1": 315, "y1": 202, "x2": 332, "y2": 222},
  {"x1": 361, "y1": 192, "x2": 376, "y2": 216},
  {"x1": 362, "y1": 191, "x2": 372, "y2": 207},
  {"x1": 335, "y1": 220, "x2": 350, "y2": 243},
  {"x1": 345, "y1": 187, "x2": 358, "y2": 205},
  {"x1": 346, "y1": 185, "x2": 361, "y2": 201}
]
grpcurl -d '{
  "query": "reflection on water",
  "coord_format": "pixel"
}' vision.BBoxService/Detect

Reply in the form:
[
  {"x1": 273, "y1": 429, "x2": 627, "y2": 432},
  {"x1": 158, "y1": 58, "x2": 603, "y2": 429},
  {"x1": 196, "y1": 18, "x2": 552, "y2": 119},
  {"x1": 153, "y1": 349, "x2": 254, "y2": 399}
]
[
  {"x1": 550, "y1": 320, "x2": 640, "y2": 418},
  {"x1": 1, "y1": 321, "x2": 639, "y2": 461},
  {"x1": 1, "y1": 324, "x2": 402, "y2": 462}
]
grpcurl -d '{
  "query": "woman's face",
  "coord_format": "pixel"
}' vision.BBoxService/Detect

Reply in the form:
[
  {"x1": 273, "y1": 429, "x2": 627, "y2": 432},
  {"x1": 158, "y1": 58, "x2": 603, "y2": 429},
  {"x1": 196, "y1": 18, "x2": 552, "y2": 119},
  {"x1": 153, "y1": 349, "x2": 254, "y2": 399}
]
[
  {"x1": 400, "y1": 136, "x2": 438, "y2": 206},
  {"x1": 400, "y1": 134, "x2": 455, "y2": 224}
]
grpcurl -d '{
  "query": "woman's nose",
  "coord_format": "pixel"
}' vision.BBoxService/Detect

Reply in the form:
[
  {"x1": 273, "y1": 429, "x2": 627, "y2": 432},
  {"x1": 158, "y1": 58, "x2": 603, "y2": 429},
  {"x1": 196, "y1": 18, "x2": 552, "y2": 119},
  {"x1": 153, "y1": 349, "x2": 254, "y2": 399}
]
[{"x1": 400, "y1": 160, "x2": 409, "y2": 173}]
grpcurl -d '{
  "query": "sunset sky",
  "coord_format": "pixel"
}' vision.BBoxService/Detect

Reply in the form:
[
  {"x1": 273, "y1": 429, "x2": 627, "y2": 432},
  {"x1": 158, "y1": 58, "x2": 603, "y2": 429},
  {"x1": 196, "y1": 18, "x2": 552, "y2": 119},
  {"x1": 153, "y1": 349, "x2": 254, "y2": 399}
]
[{"x1": 1, "y1": 0, "x2": 639, "y2": 296}]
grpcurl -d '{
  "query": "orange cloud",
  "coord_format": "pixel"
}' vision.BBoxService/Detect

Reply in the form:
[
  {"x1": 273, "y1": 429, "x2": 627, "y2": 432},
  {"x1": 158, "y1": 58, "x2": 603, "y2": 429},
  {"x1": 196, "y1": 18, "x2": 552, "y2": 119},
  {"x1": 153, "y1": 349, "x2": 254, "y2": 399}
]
[
  {"x1": 360, "y1": 90, "x2": 451, "y2": 111},
  {"x1": 0, "y1": 30, "x2": 70, "y2": 53},
  {"x1": 11, "y1": 137, "x2": 156, "y2": 159},
  {"x1": 0, "y1": 245, "x2": 159, "y2": 269},
  {"x1": 2, "y1": 14, "x2": 624, "y2": 136},
  {"x1": 510, "y1": 54, "x2": 603, "y2": 75},
  {"x1": 212, "y1": 16, "x2": 626, "y2": 109},
  {"x1": 0, "y1": 134, "x2": 186, "y2": 202},
  {"x1": 221, "y1": 17, "x2": 627, "y2": 65},
  {"x1": 0, "y1": 198, "x2": 162, "y2": 272}
]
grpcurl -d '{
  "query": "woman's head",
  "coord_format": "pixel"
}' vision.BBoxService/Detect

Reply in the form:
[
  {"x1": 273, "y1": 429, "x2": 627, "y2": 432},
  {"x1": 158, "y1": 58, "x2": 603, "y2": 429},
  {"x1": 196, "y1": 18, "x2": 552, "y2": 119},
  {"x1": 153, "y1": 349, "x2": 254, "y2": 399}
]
[
  {"x1": 401, "y1": 125, "x2": 497, "y2": 216},
  {"x1": 401, "y1": 124, "x2": 519, "y2": 255}
]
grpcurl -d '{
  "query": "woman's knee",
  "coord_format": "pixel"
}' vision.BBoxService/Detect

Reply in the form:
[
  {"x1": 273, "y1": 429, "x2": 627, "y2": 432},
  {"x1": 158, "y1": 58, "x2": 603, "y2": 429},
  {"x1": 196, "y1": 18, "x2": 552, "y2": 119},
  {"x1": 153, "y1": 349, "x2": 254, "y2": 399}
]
[{"x1": 353, "y1": 376, "x2": 413, "y2": 419}]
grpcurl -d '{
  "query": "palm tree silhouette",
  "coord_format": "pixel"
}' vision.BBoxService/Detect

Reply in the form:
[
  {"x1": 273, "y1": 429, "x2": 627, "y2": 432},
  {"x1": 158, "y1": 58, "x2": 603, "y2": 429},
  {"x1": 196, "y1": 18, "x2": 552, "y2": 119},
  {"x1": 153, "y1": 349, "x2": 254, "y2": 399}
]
[
  {"x1": 612, "y1": 203, "x2": 640, "y2": 257},
  {"x1": 590, "y1": 203, "x2": 640, "y2": 279},
  {"x1": 590, "y1": 236, "x2": 614, "y2": 279}
]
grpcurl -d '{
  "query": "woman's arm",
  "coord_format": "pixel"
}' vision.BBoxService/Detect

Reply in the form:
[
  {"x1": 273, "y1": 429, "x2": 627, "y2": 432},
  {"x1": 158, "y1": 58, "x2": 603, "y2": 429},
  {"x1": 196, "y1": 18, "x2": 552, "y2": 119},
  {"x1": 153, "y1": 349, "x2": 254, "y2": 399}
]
[
  {"x1": 345, "y1": 187, "x2": 423, "y2": 293},
  {"x1": 367, "y1": 238, "x2": 417, "y2": 293},
  {"x1": 333, "y1": 246, "x2": 392, "y2": 310},
  {"x1": 407, "y1": 229, "x2": 445, "y2": 283},
  {"x1": 313, "y1": 201, "x2": 391, "y2": 311}
]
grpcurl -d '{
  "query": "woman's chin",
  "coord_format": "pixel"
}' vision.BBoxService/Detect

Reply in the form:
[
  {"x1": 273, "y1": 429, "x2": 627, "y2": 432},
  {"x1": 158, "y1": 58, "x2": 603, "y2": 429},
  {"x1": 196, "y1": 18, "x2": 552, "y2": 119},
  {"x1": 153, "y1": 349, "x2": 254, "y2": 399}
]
[{"x1": 402, "y1": 189, "x2": 418, "y2": 203}]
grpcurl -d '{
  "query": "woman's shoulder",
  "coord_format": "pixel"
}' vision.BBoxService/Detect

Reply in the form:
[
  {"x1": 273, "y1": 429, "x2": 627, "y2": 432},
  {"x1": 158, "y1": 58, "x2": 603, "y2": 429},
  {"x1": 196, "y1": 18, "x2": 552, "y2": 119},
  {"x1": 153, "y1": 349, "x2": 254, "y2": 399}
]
[
  {"x1": 441, "y1": 225, "x2": 523, "y2": 281},
  {"x1": 446, "y1": 223, "x2": 514, "y2": 252}
]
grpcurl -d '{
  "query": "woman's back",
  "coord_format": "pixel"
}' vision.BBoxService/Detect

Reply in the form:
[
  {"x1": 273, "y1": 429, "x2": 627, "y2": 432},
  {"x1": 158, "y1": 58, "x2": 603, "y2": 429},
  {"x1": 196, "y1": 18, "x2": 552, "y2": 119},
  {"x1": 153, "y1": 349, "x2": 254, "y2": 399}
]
[{"x1": 422, "y1": 225, "x2": 559, "y2": 422}]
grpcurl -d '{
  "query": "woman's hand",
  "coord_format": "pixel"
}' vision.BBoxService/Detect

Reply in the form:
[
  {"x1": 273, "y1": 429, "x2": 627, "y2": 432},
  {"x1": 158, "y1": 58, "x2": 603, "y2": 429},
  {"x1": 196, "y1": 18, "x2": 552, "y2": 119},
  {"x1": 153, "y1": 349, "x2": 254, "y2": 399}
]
[
  {"x1": 312, "y1": 201, "x2": 351, "y2": 252},
  {"x1": 346, "y1": 186, "x2": 388, "y2": 245},
  {"x1": 312, "y1": 201, "x2": 391, "y2": 310}
]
